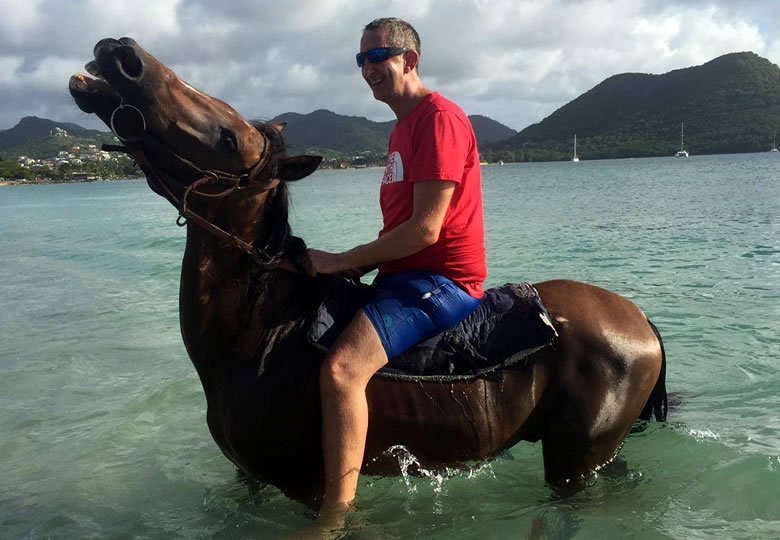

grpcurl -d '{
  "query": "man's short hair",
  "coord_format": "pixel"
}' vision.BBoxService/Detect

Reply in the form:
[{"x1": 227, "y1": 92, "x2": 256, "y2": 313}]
[{"x1": 364, "y1": 17, "x2": 421, "y2": 55}]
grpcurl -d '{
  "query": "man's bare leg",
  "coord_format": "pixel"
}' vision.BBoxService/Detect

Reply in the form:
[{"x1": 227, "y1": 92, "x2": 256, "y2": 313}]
[{"x1": 319, "y1": 310, "x2": 388, "y2": 510}]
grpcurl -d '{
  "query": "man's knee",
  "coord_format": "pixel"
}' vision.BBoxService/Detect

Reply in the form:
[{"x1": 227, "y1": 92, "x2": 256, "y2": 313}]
[
  {"x1": 320, "y1": 338, "x2": 387, "y2": 396},
  {"x1": 320, "y1": 351, "x2": 357, "y2": 394}
]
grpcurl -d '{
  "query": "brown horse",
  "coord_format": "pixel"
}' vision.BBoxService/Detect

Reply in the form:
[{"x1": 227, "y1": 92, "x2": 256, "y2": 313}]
[{"x1": 70, "y1": 38, "x2": 667, "y2": 504}]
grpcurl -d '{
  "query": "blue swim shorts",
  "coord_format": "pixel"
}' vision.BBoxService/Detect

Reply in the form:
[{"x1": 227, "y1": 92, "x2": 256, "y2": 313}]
[{"x1": 362, "y1": 269, "x2": 482, "y2": 360}]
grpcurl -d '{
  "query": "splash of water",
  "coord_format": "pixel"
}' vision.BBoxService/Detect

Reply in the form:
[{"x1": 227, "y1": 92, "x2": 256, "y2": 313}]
[{"x1": 383, "y1": 445, "x2": 496, "y2": 496}]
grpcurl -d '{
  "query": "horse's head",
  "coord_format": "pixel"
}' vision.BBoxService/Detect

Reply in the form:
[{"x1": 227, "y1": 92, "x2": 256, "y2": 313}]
[{"x1": 69, "y1": 37, "x2": 321, "y2": 202}]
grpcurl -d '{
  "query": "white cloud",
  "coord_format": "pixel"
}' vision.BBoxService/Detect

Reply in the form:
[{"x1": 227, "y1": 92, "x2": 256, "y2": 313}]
[
  {"x1": 0, "y1": 0, "x2": 778, "y2": 131},
  {"x1": 0, "y1": 0, "x2": 45, "y2": 45},
  {"x1": 85, "y1": 0, "x2": 182, "y2": 41},
  {"x1": 0, "y1": 57, "x2": 25, "y2": 84}
]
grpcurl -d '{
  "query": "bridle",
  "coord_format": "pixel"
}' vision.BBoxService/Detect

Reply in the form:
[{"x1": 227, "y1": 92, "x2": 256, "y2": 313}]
[{"x1": 103, "y1": 100, "x2": 295, "y2": 271}]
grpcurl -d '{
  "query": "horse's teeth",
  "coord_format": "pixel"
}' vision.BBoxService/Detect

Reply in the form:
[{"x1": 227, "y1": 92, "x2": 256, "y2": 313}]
[{"x1": 85, "y1": 60, "x2": 103, "y2": 79}]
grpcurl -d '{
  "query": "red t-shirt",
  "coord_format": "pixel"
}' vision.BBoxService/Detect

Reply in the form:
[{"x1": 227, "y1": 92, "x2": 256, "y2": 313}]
[{"x1": 378, "y1": 92, "x2": 486, "y2": 297}]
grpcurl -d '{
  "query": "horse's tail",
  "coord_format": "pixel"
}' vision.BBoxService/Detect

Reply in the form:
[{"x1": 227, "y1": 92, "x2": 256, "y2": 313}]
[{"x1": 638, "y1": 319, "x2": 668, "y2": 422}]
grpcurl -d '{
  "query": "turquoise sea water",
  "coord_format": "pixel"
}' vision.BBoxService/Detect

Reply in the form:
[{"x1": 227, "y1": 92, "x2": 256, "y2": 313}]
[{"x1": 1, "y1": 153, "x2": 779, "y2": 538}]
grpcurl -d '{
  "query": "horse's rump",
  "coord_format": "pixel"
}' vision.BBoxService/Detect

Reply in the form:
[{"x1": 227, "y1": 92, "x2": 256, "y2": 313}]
[{"x1": 308, "y1": 276, "x2": 558, "y2": 381}]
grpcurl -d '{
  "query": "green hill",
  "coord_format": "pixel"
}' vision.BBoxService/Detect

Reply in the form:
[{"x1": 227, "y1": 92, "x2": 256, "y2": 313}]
[
  {"x1": 8, "y1": 51, "x2": 776, "y2": 165},
  {"x1": 0, "y1": 110, "x2": 514, "y2": 167},
  {"x1": 468, "y1": 115, "x2": 517, "y2": 144},
  {"x1": 0, "y1": 116, "x2": 107, "y2": 147},
  {"x1": 271, "y1": 109, "x2": 392, "y2": 157},
  {"x1": 0, "y1": 116, "x2": 114, "y2": 160},
  {"x1": 271, "y1": 109, "x2": 516, "y2": 159},
  {"x1": 483, "y1": 51, "x2": 780, "y2": 161}
]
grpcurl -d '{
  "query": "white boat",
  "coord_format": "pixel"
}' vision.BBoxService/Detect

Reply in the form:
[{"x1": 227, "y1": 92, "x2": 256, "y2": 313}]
[
  {"x1": 572, "y1": 134, "x2": 579, "y2": 162},
  {"x1": 675, "y1": 123, "x2": 688, "y2": 157},
  {"x1": 771, "y1": 130, "x2": 779, "y2": 152}
]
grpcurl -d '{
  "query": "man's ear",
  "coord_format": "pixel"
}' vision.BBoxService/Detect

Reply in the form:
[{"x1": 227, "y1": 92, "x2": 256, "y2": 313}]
[
  {"x1": 276, "y1": 155, "x2": 322, "y2": 181},
  {"x1": 404, "y1": 50, "x2": 420, "y2": 73}
]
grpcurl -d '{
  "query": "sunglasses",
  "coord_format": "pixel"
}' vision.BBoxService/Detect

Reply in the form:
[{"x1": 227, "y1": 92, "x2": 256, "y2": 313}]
[{"x1": 356, "y1": 47, "x2": 409, "y2": 68}]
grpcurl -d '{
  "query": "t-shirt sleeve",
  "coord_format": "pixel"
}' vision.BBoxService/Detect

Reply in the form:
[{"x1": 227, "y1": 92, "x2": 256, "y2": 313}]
[{"x1": 408, "y1": 111, "x2": 470, "y2": 184}]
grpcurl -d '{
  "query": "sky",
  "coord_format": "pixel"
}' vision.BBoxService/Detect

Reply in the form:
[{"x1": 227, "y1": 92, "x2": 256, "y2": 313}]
[{"x1": 1, "y1": 0, "x2": 778, "y2": 133}]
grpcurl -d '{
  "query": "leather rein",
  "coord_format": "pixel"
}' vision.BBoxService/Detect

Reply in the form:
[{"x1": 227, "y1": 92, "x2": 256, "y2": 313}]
[{"x1": 103, "y1": 101, "x2": 295, "y2": 272}]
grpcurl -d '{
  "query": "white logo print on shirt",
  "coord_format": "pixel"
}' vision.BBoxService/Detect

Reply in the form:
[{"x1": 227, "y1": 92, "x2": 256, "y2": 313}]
[{"x1": 382, "y1": 151, "x2": 404, "y2": 184}]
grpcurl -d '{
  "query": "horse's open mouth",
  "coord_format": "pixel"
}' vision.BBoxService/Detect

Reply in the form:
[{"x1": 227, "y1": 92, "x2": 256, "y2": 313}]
[
  {"x1": 69, "y1": 70, "x2": 148, "y2": 141},
  {"x1": 69, "y1": 71, "x2": 121, "y2": 113},
  {"x1": 69, "y1": 37, "x2": 146, "y2": 119},
  {"x1": 69, "y1": 63, "x2": 151, "y2": 141}
]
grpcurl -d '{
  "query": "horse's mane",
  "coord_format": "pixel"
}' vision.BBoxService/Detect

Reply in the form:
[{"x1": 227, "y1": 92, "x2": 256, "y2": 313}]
[
  {"x1": 249, "y1": 121, "x2": 307, "y2": 272},
  {"x1": 241, "y1": 121, "x2": 317, "y2": 350}
]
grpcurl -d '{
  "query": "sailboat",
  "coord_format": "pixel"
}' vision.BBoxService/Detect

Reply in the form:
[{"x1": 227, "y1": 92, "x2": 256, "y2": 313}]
[
  {"x1": 771, "y1": 129, "x2": 779, "y2": 153},
  {"x1": 675, "y1": 123, "x2": 688, "y2": 157},
  {"x1": 572, "y1": 133, "x2": 579, "y2": 162}
]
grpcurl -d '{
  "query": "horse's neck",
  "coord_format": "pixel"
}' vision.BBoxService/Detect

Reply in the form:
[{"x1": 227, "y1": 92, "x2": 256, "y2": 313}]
[
  {"x1": 177, "y1": 193, "x2": 316, "y2": 385},
  {"x1": 179, "y1": 225, "x2": 264, "y2": 366},
  {"x1": 178, "y1": 188, "x2": 272, "y2": 309}
]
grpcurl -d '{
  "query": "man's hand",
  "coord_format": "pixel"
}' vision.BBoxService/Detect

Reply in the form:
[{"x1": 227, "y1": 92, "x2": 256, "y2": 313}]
[
  {"x1": 305, "y1": 249, "x2": 377, "y2": 283},
  {"x1": 304, "y1": 248, "x2": 345, "y2": 276},
  {"x1": 339, "y1": 265, "x2": 378, "y2": 283}
]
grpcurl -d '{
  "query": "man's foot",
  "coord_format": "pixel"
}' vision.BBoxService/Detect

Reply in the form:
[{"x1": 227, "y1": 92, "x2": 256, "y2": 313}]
[{"x1": 289, "y1": 501, "x2": 354, "y2": 539}]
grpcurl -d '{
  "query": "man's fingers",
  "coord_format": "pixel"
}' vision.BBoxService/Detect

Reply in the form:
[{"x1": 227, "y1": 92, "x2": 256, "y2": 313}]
[{"x1": 304, "y1": 249, "x2": 318, "y2": 277}]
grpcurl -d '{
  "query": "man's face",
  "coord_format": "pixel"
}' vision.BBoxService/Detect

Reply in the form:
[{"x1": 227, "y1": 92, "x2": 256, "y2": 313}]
[{"x1": 360, "y1": 29, "x2": 407, "y2": 104}]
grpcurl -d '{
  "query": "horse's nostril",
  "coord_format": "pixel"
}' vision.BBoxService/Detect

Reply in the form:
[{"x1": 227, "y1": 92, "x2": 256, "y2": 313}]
[
  {"x1": 93, "y1": 37, "x2": 119, "y2": 59},
  {"x1": 118, "y1": 37, "x2": 139, "y2": 48},
  {"x1": 116, "y1": 47, "x2": 144, "y2": 80}
]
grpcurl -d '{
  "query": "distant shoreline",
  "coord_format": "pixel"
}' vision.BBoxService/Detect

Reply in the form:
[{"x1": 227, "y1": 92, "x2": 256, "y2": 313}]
[
  {"x1": 0, "y1": 176, "x2": 144, "y2": 186},
  {"x1": 0, "y1": 167, "x2": 389, "y2": 186}
]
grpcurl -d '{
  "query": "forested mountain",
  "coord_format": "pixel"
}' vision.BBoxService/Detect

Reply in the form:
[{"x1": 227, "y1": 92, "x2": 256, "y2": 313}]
[
  {"x1": 468, "y1": 115, "x2": 517, "y2": 144},
  {"x1": 4, "y1": 51, "x2": 777, "y2": 165},
  {"x1": 0, "y1": 116, "x2": 106, "y2": 149},
  {"x1": 271, "y1": 109, "x2": 516, "y2": 158},
  {"x1": 271, "y1": 109, "x2": 392, "y2": 157},
  {"x1": 0, "y1": 116, "x2": 115, "y2": 160},
  {"x1": 482, "y1": 52, "x2": 780, "y2": 161},
  {"x1": 1, "y1": 110, "x2": 514, "y2": 164}
]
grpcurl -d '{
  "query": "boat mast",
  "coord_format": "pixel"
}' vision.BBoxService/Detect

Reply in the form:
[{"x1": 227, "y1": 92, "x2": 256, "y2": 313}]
[{"x1": 572, "y1": 133, "x2": 580, "y2": 162}]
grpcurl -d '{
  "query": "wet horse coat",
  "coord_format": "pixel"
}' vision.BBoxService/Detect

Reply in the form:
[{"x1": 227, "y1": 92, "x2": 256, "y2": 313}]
[{"x1": 69, "y1": 37, "x2": 667, "y2": 502}]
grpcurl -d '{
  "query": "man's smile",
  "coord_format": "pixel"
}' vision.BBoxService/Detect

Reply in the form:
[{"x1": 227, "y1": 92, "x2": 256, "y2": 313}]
[{"x1": 366, "y1": 76, "x2": 385, "y2": 88}]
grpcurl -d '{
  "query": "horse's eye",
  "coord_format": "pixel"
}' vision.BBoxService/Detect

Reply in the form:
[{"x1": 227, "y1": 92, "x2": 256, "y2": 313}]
[{"x1": 220, "y1": 128, "x2": 238, "y2": 153}]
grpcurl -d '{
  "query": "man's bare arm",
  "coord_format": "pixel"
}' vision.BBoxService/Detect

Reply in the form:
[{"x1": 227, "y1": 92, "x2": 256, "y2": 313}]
[{"x1": 305, "y1": 180, "x2": 455, "y2": 276}]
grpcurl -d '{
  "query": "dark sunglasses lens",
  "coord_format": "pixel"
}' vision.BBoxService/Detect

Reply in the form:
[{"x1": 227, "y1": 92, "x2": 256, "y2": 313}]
[
  {"x1": 357, "y1": 48, "x2": 397, "y2": 67},
  {"x1": 367, "y1": 49, "x2": 390, "y2": 64}
]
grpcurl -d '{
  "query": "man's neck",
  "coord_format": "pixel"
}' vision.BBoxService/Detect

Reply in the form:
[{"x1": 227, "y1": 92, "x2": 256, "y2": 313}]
[{"x1": 389, "y1": 79, "x2": 432, "y2": 120}]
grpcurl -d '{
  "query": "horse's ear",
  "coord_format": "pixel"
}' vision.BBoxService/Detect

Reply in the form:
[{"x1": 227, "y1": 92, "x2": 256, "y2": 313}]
[
  {"x1": 269, "y1": 121, "x2": 287, "y2": 133},
  {"x1": 276, "y1": 155, "x2": 322, "y2": 181}
]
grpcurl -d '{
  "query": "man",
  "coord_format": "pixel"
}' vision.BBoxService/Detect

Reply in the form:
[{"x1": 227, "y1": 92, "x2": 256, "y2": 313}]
[{"x1": 306, "y1": 17, "x2": 486, "y2": 511}]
